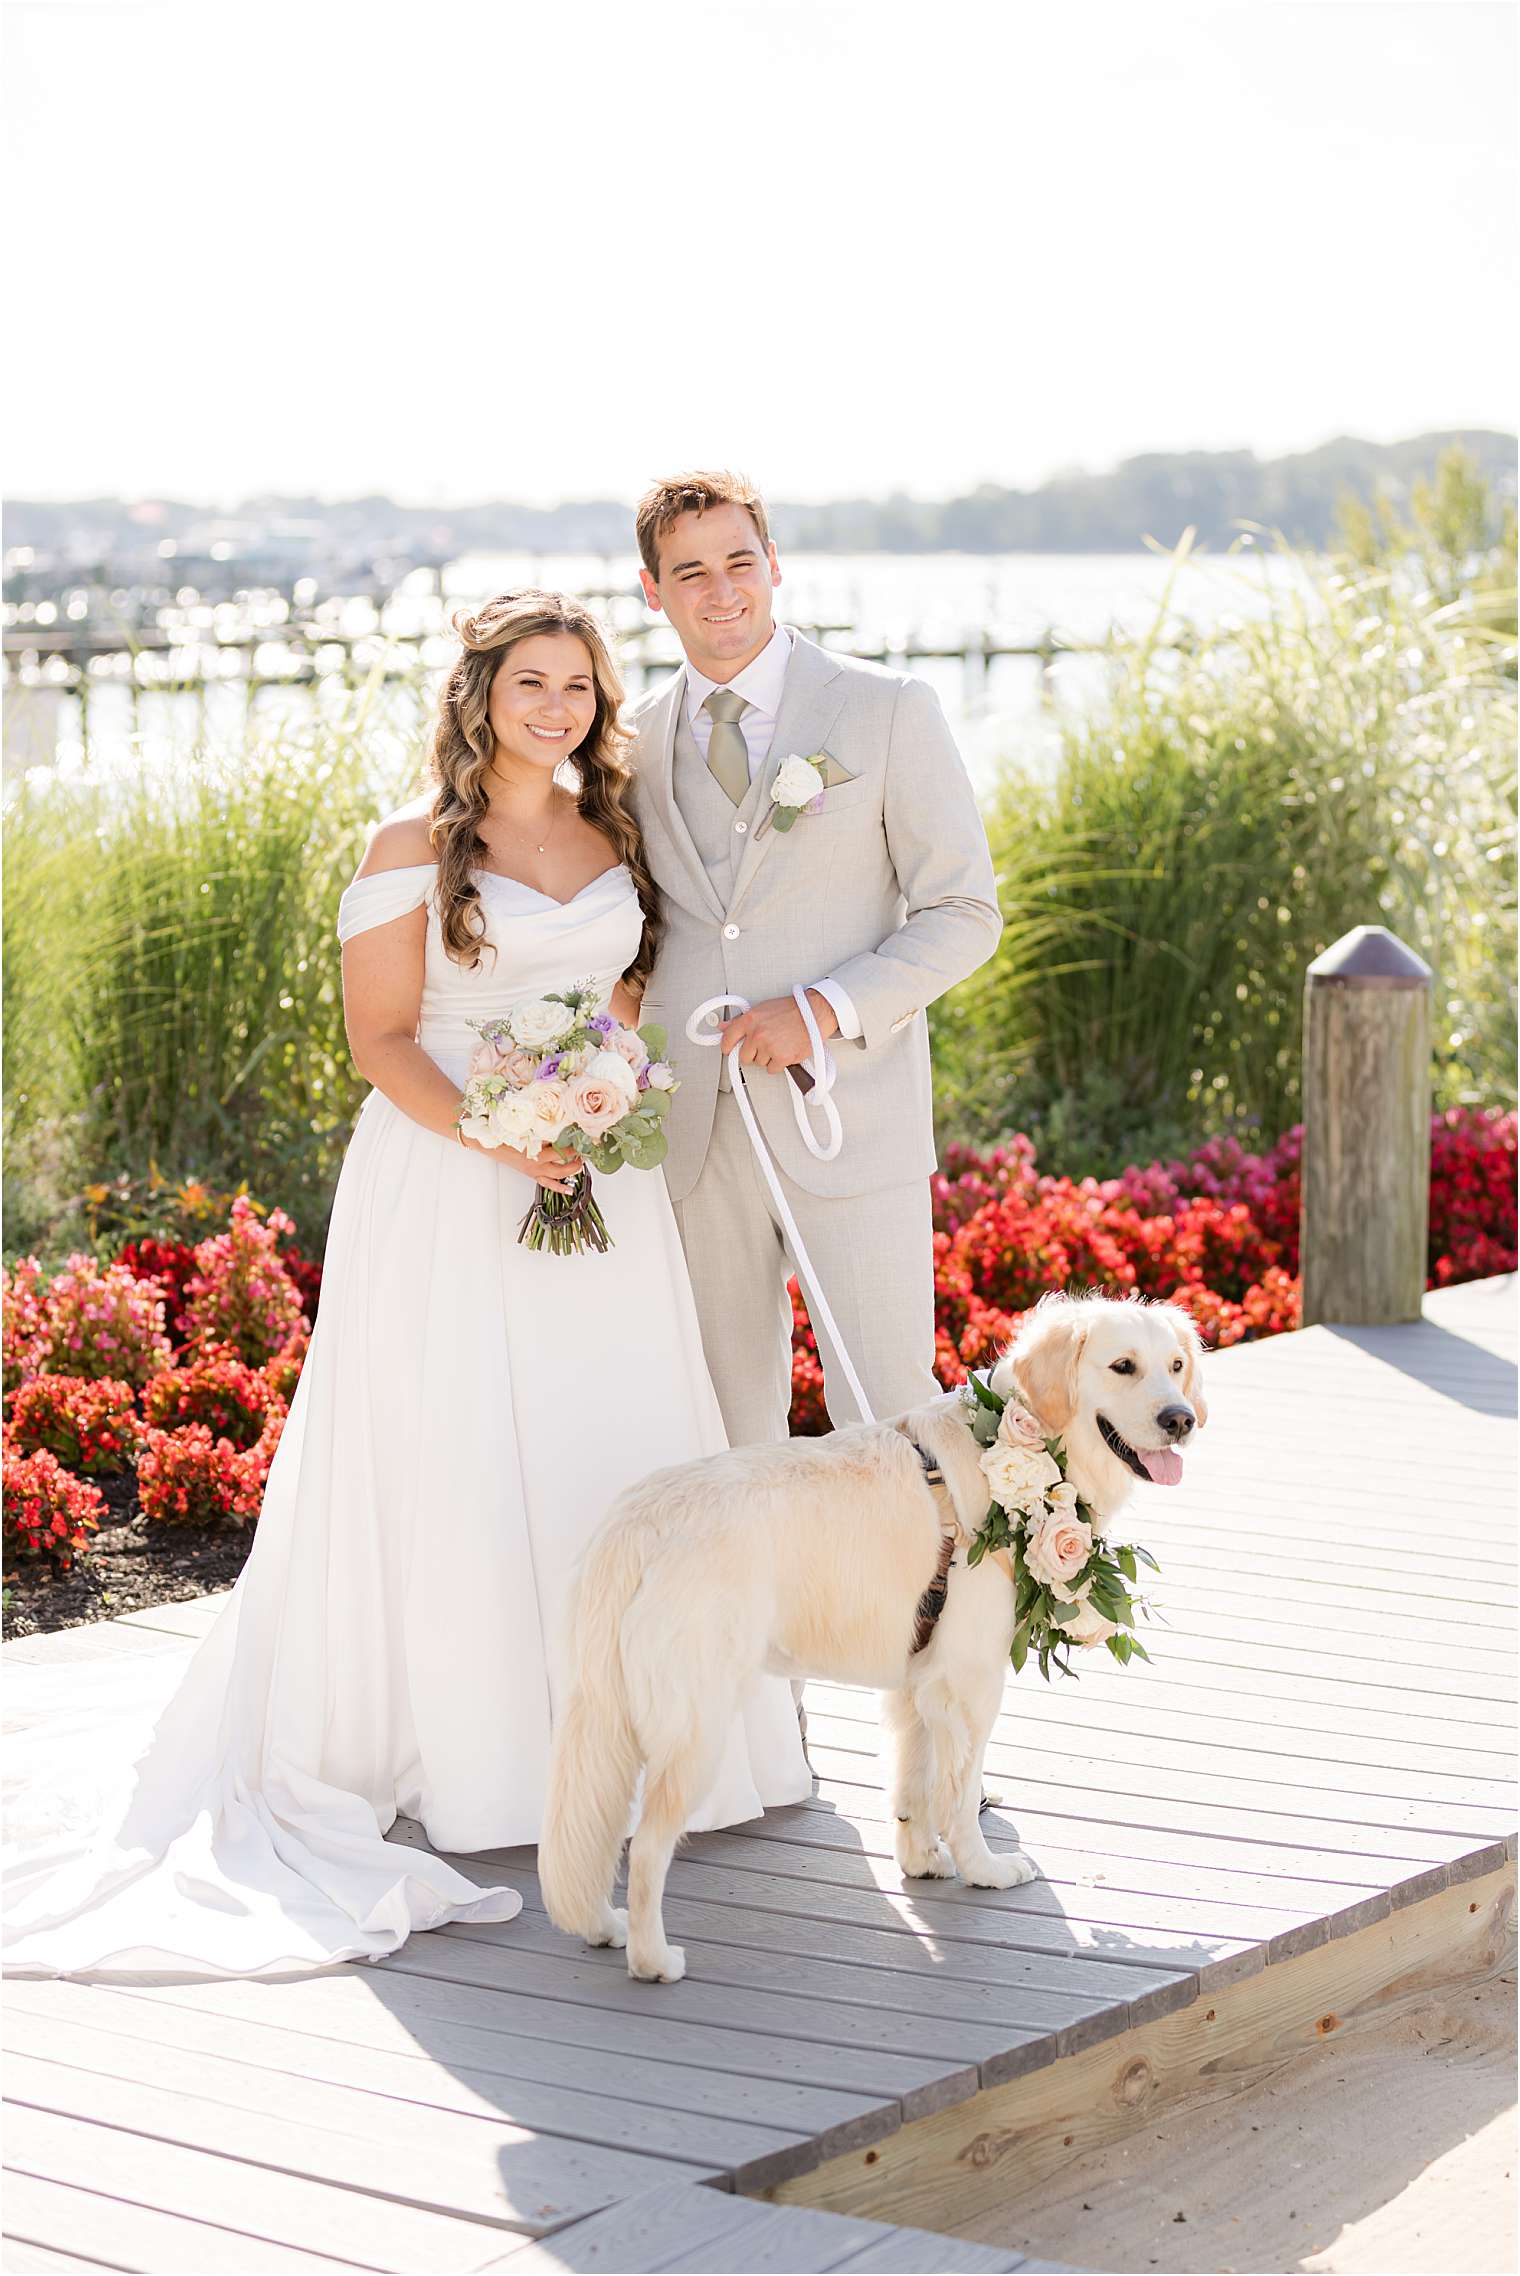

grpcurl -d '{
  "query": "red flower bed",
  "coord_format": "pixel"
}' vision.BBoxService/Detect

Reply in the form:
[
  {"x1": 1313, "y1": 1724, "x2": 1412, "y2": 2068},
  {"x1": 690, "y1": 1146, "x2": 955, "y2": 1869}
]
[
  {"x1": 791, "y1": 1106, "x2": 1515, "y2": 1432},
  {"x1": 136, "y1": 1423, "x2": 271, "y2": 1529},
  {"x1": 2, "y1": 1437, "x2": 104, "y2": 1569},
  {"x1": 7, "y1": 1376, "x2": 141, "y2": 1476},
  {"x1": 143, "y1": 1351, "x2": 283, "y2": 1451},
  {"x1": 0, "y1": 1196, "x2": 318, "y2": 1581}
]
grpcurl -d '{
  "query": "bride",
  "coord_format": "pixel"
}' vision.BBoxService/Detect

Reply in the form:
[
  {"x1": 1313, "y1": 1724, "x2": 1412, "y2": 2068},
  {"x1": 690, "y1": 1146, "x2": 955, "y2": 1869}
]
[{"x1": 3, "y1": 591, "x2": 811, "y2": 1979}]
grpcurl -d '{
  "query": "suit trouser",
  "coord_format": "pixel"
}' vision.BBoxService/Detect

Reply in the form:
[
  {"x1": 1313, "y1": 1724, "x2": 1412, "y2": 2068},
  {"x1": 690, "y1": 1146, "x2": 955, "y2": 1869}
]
[{"x1": 670, "y1": 1088, "x2": 939, "y2": 1449}]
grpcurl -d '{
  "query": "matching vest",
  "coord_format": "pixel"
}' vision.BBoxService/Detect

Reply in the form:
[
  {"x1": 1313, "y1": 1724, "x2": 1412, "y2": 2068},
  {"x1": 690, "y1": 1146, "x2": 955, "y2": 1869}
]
[{"x1": 671, "y1": 702, "x2": 773, "y2": 1089}]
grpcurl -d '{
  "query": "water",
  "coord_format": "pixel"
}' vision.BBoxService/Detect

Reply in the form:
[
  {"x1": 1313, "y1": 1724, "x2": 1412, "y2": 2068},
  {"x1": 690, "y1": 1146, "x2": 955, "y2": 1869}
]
[{"x1": 14, "y1": 547, "x2": 1305, "y2": 799}]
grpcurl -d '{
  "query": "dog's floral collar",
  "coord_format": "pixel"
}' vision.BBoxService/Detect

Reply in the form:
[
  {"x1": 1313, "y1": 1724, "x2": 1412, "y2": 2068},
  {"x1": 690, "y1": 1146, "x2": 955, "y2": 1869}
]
[{"x1": 960, "y1": 1369, "x2": 1158, "y2": 1680}]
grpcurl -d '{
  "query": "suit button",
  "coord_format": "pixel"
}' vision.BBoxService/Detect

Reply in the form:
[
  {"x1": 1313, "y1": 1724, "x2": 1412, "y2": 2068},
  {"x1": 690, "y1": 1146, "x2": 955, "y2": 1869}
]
[
  {"x1": 723, "y1": 923, "x2": 740, "y2": 940},
  {"x1": 734, "y1": 819, "x2": 748, "y2": 834}
]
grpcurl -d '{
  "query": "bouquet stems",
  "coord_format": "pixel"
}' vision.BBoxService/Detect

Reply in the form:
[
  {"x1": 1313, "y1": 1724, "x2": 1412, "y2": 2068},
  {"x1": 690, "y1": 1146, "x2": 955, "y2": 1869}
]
[{"x1": 516, "y1": 1172, "x2": 613, "y2": 1258}]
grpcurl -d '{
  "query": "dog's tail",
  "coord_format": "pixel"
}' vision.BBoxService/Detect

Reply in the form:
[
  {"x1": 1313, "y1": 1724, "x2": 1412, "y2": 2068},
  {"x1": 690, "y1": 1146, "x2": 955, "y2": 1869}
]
[{"x1": 538, "y1": 1518, "x2": 647, "y2": 1942}]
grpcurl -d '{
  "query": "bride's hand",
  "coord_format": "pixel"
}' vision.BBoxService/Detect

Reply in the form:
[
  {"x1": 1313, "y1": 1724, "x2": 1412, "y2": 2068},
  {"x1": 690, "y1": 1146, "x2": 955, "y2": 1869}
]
[{"x1": 460, "y1": 1135, "x2": 582, "y2": 1193}]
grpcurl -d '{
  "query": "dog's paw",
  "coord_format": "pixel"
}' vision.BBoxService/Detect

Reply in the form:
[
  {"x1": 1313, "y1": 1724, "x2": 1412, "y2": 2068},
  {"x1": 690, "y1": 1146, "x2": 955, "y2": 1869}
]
[
  {"x1": 963, "y1": 1849, "x2": 1038, "y2": 1891},
  {"x1": 588, "y1": 1906, "x2": 628, "y2": 1949},
  {"x1": 628, "y1": 1941, "x2": 686, "y2": 1984},
  {"x1": 896, "y1": 1834, "x2": 955, "y2": 1879}
]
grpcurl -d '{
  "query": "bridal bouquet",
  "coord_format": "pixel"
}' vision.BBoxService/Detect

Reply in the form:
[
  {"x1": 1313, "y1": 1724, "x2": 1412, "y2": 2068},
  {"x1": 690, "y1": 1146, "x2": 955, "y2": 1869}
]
[
  {"x1": 458, "y1": 983, "x2": 678, "y2": 1257},
  {"x1": 961, "y1": 1370, "x2": 1158, "y2": 1679}
]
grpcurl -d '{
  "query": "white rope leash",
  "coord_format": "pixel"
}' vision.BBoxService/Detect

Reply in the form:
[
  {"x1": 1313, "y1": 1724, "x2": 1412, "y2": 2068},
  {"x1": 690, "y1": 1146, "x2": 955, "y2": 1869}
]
[{"x1": 685, "y1": 988, "x2": 877, "y2": 1427}]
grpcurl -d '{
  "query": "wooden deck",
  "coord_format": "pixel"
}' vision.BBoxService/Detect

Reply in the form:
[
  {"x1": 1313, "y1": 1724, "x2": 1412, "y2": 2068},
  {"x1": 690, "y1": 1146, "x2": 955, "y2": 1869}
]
[{"x1": 4, "y1": 1277, "x2": 1515, "y2": 2272}]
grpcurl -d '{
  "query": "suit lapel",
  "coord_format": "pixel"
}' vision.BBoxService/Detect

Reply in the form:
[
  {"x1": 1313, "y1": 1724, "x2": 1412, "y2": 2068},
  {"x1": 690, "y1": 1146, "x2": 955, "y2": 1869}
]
[
  {"x1": 637, "y1": 669, "x2": 727, "y2": 924},
  {"x1": 728, "y1": 630, "x2": 850, "y2": 914}
]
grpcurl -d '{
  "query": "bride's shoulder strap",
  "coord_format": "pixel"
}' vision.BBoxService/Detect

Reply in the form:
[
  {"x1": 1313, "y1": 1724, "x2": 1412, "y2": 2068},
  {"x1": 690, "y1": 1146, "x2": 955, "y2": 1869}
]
[
  {"x1": 337, "y1": 862, "x2": 437, "y2": 944},
  {"x1": 339, "y1": 810, "x2": 438, "y2": 943}
]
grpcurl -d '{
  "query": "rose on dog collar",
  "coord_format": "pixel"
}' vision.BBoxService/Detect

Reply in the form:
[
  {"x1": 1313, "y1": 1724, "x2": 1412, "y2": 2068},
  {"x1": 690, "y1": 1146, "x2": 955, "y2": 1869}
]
[{"x1": 960, "y1": 1369, "x2": 1159, "y2": 1681}]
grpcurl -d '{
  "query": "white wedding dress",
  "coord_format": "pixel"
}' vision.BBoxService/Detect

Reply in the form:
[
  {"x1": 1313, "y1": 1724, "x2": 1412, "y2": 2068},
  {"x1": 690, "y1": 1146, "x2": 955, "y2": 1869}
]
[{"x1": 3, "y1": 860, "x2": 810, "y2": 1978}]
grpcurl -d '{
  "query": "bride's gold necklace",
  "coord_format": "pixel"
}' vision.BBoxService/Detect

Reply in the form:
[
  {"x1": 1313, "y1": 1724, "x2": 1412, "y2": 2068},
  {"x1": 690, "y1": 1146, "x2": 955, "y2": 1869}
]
[{"x1": 495, "y1": 780, "x2": 565, "y2": 860}]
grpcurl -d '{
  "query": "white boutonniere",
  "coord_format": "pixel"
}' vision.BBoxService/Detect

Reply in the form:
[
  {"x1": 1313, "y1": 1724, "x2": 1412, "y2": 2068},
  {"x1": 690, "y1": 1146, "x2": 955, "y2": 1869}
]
[{"x1": 768, "y1": 753, "x2": 830, "y2": 835}]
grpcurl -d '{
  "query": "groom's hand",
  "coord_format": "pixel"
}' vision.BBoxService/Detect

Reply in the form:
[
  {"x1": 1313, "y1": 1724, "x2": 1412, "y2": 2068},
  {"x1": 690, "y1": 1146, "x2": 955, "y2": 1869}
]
[{"x1": 720, "y1": 990, "x2": 840, "y2": 1073}]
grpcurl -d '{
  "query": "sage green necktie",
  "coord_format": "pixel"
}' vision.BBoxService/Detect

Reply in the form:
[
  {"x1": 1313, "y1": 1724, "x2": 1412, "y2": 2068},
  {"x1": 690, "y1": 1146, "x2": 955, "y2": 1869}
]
[{"x1": 703, "y1": 688, "x2": 752, "y2": 805}]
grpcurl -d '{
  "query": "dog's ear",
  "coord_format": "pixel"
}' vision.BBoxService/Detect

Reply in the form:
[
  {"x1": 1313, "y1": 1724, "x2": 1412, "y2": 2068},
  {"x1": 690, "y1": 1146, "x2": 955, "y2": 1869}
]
[
  {"x1": 1161, "y1": 1305, "x2": 1209, "y2": 1427},
  {"x1": 1010, "y1": 1300, "x2": 1088, "y2": 1434}
]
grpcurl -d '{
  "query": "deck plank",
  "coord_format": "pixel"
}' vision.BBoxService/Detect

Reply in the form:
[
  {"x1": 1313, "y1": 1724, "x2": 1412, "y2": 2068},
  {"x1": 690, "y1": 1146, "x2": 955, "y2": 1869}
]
[
  {"x1": 5, "y1": 1976, "x2": 899, "y2": 2169},
  {"x1": 2, "y1": 2046, "x2": 717, "y2": 2237},
  {"x1": 0, "y1": 2169, "x2": 368, "y2": 2272},
  {"x1": 2, "y1": 2101, "x2": 520, "y2": 2270},
  {"x1": 0, "y1": 1989, "x2": 829, "y2": 2193}
]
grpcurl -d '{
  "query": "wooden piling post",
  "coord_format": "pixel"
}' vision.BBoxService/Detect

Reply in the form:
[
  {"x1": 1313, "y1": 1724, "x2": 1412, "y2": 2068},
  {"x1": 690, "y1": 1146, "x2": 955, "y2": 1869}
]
[{"x1": 1300, "y1": 924, "x2": 1433, "y2": 1326}]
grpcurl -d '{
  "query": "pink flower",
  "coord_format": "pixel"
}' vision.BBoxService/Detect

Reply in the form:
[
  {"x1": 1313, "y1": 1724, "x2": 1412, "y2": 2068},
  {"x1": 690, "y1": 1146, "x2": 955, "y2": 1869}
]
[
  {"x1": 1022, "y1": 1507, "x2": 1094, "y2": 1592},
  {"x1": 997, "y1": 1401, "x2": 1046, "y2": 1451},
  {"x1": 570, "y1": 1074, "x2": 630, "y2": 1140},
  {"x1": 608, "y1": 1027, "x2": 649, "y2": 1078}
]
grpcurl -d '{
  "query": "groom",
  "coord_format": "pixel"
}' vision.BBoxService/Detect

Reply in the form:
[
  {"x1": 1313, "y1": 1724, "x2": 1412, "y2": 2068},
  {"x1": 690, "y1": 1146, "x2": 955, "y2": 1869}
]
[{"x1": 628, "y1": 469, "x2": 1002, "y2": 1447}]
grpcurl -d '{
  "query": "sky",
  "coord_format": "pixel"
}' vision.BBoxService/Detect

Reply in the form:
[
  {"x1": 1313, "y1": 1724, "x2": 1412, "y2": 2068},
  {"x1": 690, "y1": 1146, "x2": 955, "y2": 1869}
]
[{"x1": 4, "y1": 0, "x2": 1515, "y2": 506}]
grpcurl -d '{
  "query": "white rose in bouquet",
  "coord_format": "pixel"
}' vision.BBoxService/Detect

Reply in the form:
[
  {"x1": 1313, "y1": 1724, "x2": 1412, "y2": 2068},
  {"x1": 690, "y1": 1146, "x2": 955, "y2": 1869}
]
[
  {"x1": 526, "y1": 1078, "x2": 575, "y2": 1142},
  {"x1": 488, "y1": 1090, "x2": 541, "y2": 1152},
  {"x1": 646, "y1": 1060, "x2": 677, "y2": 1091},
  {"x1": 507, "y1": 997, "x2": 577, "y2": 1052},
  {"x1": 981, "y1": 1438, "x2": 1061, "y2": 1513}
]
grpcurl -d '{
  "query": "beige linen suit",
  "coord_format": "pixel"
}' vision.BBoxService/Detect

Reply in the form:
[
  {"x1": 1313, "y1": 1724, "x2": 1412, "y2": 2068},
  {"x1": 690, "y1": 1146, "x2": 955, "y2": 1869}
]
[{"x1": 630, "y1": 630, "x2": 1001, "y2": 1444}]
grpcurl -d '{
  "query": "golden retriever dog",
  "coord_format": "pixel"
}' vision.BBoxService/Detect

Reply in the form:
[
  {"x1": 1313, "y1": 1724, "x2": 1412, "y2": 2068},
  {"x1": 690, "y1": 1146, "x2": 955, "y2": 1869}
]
[{"x1": 539, "y1": 1292, "x2": 1206, "y2": 1982}]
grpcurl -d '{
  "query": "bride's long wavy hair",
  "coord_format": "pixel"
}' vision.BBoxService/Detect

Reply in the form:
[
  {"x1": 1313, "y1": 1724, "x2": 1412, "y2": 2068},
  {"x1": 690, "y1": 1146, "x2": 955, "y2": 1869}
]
[{"x1": 427, "y1": 591, "x2": 661, "y2": 986}]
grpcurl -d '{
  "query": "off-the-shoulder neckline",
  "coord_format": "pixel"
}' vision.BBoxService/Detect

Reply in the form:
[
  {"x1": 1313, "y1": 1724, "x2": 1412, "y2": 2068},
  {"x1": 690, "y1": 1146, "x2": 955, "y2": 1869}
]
[{"x1": 349, "y1": 861, "x2": 630, "y2": 908}]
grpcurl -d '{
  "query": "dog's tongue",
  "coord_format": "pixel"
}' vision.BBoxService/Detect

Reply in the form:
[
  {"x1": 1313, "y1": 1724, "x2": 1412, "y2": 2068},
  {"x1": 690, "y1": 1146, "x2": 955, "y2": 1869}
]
[{"x1": 1138, "y1": 1445, "x2": 1184, "y2": 1486}]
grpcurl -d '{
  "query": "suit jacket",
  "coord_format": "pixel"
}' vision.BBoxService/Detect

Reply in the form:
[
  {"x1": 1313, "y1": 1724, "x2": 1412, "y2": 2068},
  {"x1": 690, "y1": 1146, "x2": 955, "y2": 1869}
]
[{"x1": 628, "y1": 629, "x2": 1002, "y2": 1202}]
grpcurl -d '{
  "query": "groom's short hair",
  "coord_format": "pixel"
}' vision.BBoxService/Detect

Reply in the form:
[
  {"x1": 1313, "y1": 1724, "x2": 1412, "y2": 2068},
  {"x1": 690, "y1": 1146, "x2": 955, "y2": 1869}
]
[{"x1": 635, "y1": 471, "x2": 771, "y2": 579}]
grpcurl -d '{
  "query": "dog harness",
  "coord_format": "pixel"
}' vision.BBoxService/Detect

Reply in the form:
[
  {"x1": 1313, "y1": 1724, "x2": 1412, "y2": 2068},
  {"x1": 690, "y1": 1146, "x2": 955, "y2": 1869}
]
[{"x1": 906, "y1": 1436, "x2": 961, "y2": 1657}]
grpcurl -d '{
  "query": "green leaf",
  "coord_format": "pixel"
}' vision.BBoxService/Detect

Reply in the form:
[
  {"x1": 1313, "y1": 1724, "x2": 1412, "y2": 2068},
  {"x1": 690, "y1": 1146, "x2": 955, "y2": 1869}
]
[
  {"x1": 1132, "y1": 1545, "x2": 1162, "y2": 1573},
  {"x1": 770, "y1": 805, "x2": 799, "y2": 833},
  {"x1": 1128, "y1": 1640, "x2": 1151, "y2": 1662},
  {"x1": 1010, "y1": 1618, "x2": 1031, "y2": 1674},
  {"x1": 966, "y1": 1370, "x2": 1005, "y2": 1416},
  {"x1": 637, "y1": 1023, "x2": 668, "y2": 1059},
  {"x1": 1047, "y1": 1598, "x2": 1080, "y2": 1626},
  {"x1": 1116, "y1": 1545, "x2": 1138, "y2": 1583}
]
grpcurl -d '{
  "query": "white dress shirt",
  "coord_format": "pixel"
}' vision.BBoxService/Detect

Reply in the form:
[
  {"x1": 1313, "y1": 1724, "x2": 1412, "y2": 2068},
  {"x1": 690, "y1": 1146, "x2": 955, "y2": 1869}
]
[{"x1": 683, "y1": 624, "x2": 862, "y2": 1043}]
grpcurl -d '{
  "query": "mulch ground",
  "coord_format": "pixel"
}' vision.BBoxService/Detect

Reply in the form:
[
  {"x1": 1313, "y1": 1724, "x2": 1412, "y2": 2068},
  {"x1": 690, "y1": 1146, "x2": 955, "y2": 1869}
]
[{"x1": 2, "y1": 1476, "x2": 254, "y2": 1639}]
